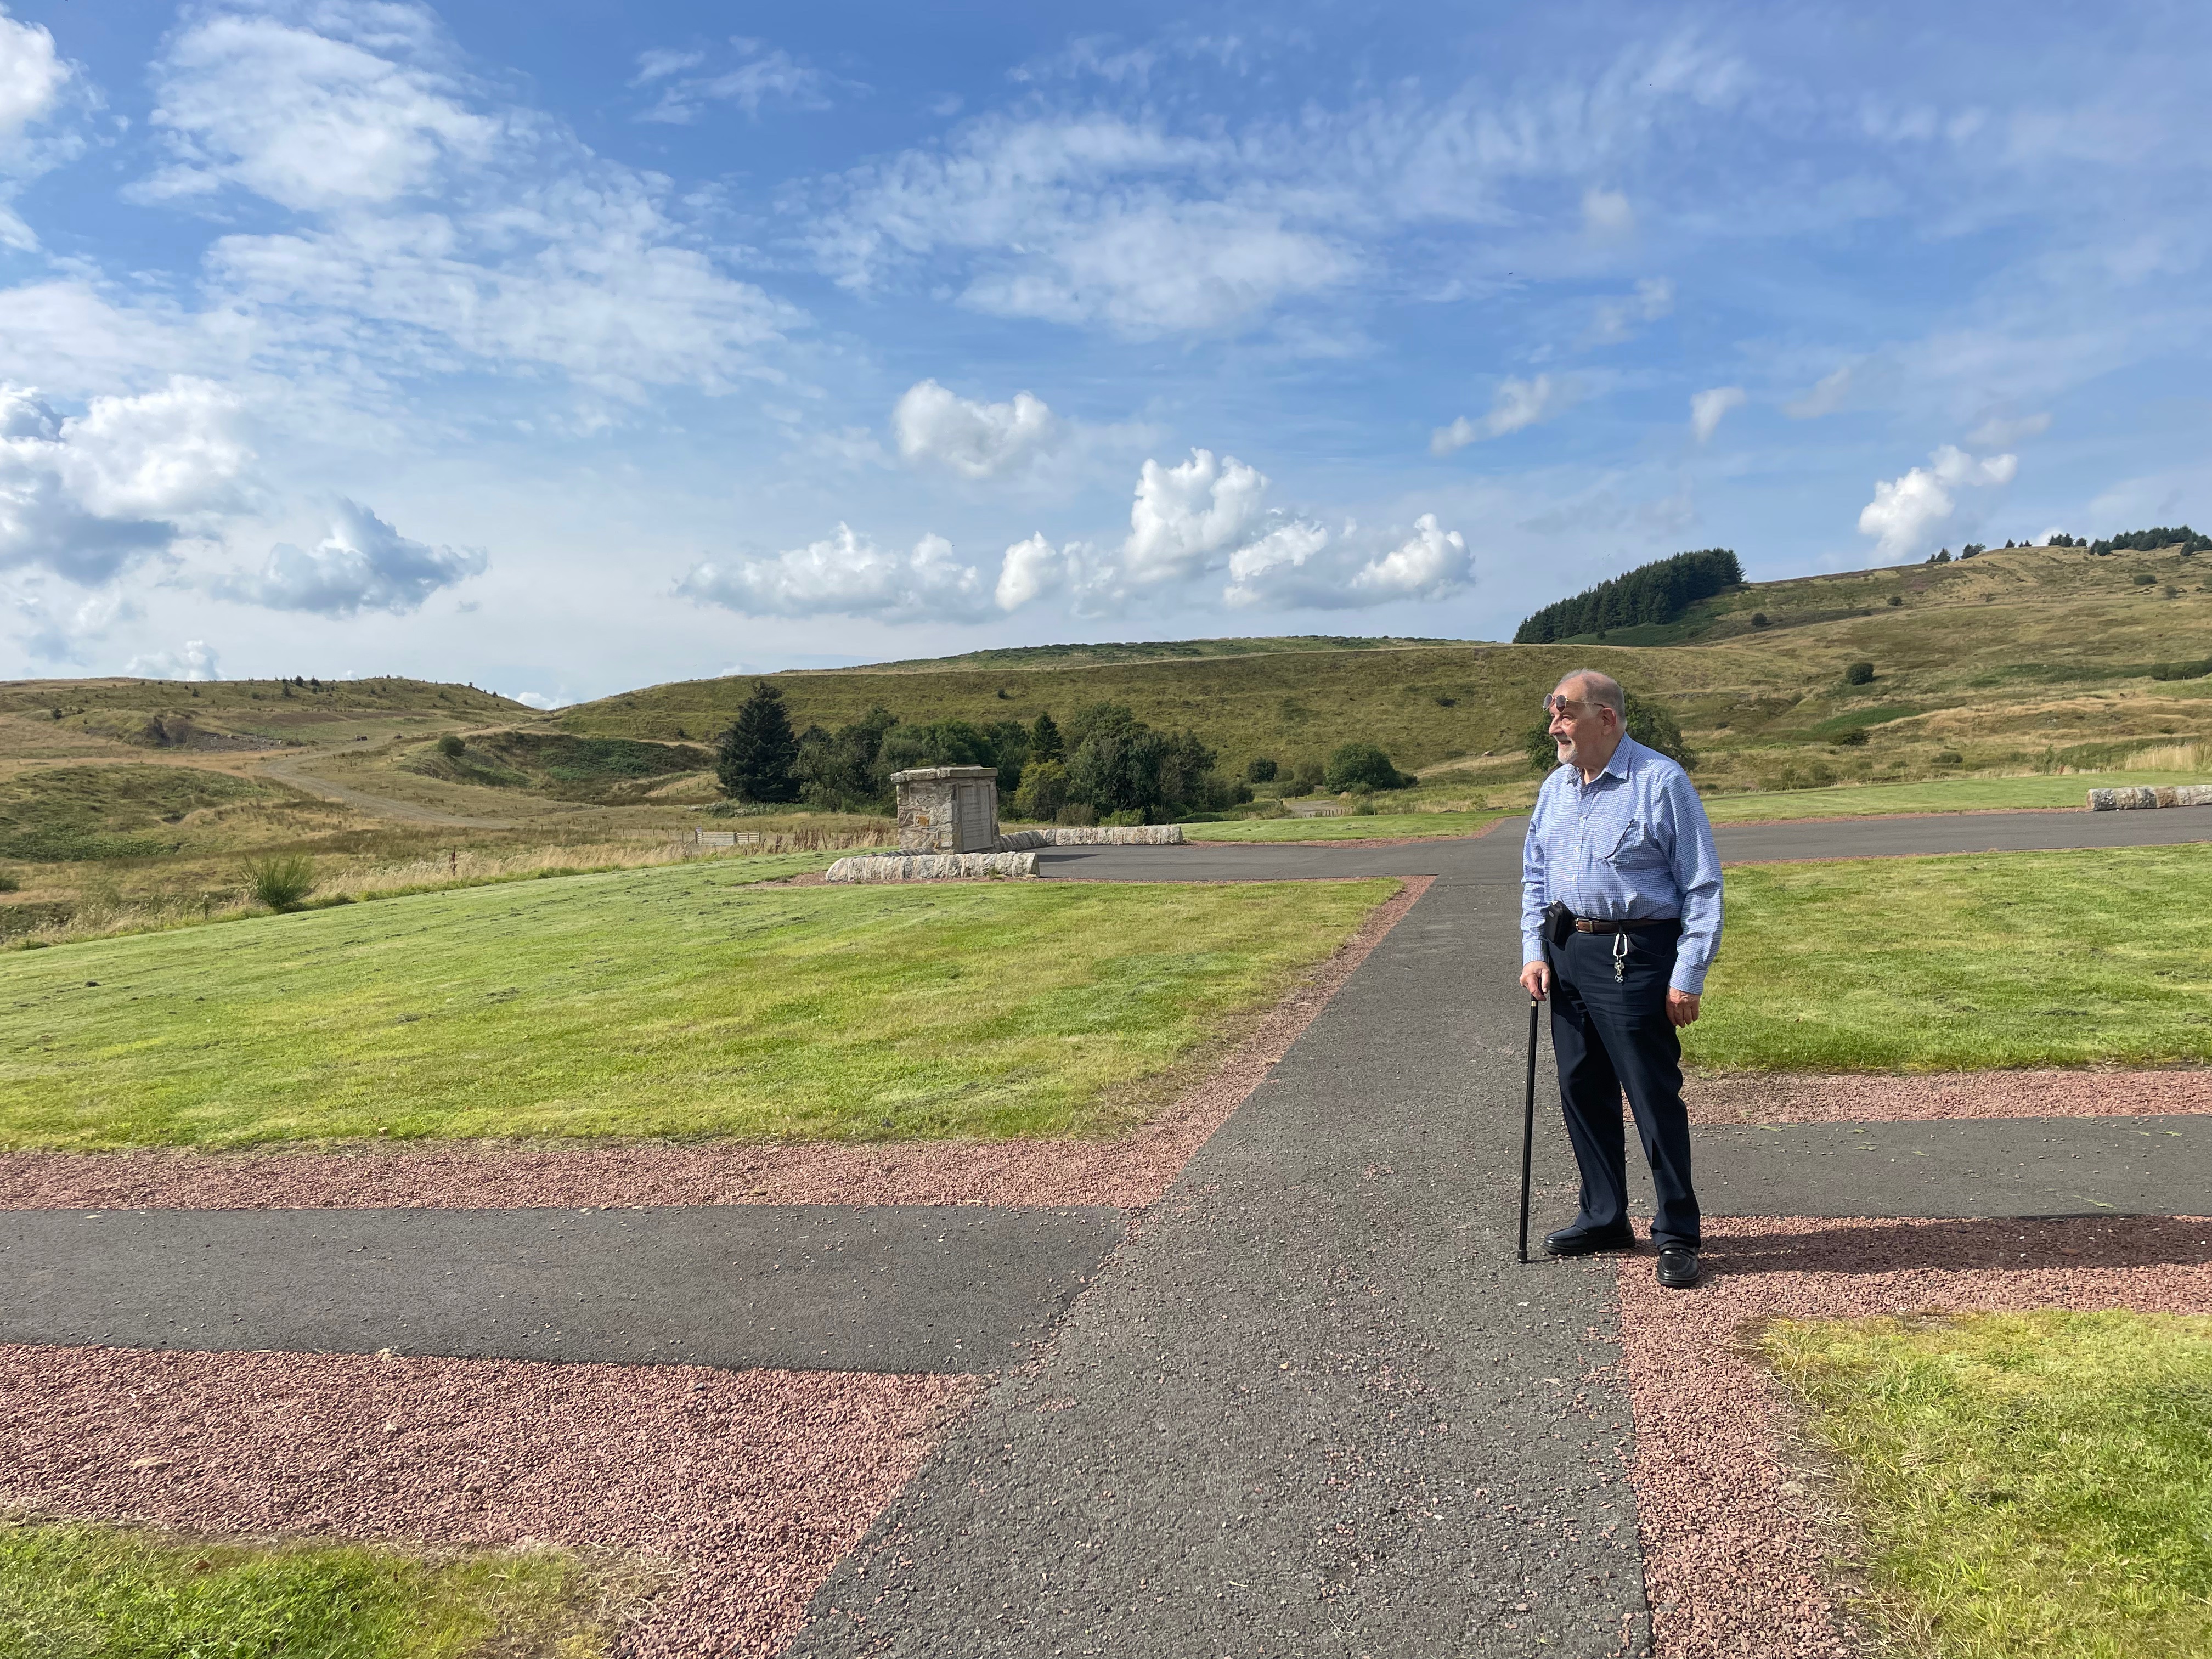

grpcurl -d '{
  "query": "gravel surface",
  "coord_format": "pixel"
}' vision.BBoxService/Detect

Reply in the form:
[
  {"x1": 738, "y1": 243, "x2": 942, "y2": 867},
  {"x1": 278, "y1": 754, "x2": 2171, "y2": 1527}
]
[
  {"x1": 1616, "y1": 1214, "x2": 2212, "y2": 1658},
  {"x1": 1685, "y1": 1068, "x2": 2212, "y2": 1124},
  {"x1": 0, "y1": 1343, "x2": 978, "y2": 1659},
  {"x1": 0, "y1": 879, "x2": 1428, "y2": 1216}
]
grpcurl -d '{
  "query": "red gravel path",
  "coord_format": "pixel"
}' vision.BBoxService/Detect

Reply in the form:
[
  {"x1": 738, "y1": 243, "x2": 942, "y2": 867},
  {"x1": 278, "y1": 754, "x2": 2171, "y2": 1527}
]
[
  {"x1": 0, "y1": 878, "x2": 1430, "y2": 1215},
  {"x1": 0, "y1": 1344, "x2": 978, "y2": 1658},
  {"x1": 1684, "y1": 1068, "x2": 2212, "y2": 1124},
  {"x1": 1615, "y1": 1214, "x2": 2212, "y2": 1658}
]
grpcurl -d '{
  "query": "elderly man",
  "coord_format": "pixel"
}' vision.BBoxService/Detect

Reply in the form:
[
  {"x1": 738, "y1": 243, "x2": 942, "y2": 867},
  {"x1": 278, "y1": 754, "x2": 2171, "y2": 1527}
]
[{"x1": 1519, "y1": 670, "x2": 1722, "y2": 1289}]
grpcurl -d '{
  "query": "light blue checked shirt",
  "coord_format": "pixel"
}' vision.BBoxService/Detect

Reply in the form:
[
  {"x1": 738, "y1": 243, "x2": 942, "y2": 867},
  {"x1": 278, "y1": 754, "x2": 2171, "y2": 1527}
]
[{"x1": 1519, "y1": 735, "x2": 1724, "y2": 994}]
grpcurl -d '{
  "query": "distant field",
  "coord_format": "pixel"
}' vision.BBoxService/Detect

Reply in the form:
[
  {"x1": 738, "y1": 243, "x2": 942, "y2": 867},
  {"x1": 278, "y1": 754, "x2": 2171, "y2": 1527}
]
[
  {"x1": 1701, "y1": 769, "x2": 2212, "y2": 823},
  {"x1": 1186, "y1": 810, "x2": 1505, "y2": 841},
  {"x1": 0, "y1": 862, "x2": 1397, "y2": 1150},
  {"x1": 1687, "y1": 845, "x2": 2212, "y2": 1071}
]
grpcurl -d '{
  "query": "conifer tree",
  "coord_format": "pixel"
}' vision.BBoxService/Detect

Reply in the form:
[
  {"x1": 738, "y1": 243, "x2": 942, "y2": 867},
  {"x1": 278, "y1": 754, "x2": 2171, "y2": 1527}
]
[
  {"x1": 716, "y1": 680, "x2": 800, "y2": 802},
  {"x1": 1028, "y1": 710, "x2": 1063, "y2": 763}
]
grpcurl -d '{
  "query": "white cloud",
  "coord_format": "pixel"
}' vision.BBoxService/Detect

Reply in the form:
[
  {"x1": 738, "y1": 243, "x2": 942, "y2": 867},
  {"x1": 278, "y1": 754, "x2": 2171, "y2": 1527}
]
[
  {"x1": 221, "y1": 499, "x2": 486, "y2": 616},
  {"x1": 11, "y1": 579, "x2": 136, "y2": 665},
  {"x1": 1350, "y1": 514, "x2": 1471, "y2": 602},
  {"x1": 134, "y1": 2, "x2": 797, "y2": 397},
  {"x1": 1689, "y1": 385, "x2": 1746, "y2": 443},
  {"x1": 678, "y1": 523, "x2": 992, "y2": 620},
  {"x1": 1221, "y1": 519, "x2": 1334, "y2": 607},
  {"x1": 1858, "y1": 444, "x2": 2018, "y2": 558},
  {"x1": 893, "y1": 380, "x2": 1059, "y2": 478},
  {"x1": 126, "y1": 639, "x2": 221, "y2": 681},
  {"x1": 1431, "y1": 375, "x2": 1579, "y2": 454},
  {"x1": 514, "y1": 690, "x2": 572, "y2": 709},
  {"x1": 994, "y1": 531, "x2": 1063, "y2": 611},
  {"x1": 0, "y1": 9, "x2": 68, "y2": 149},
  {"x1": 1223, "y1": 512, "x2": 1472, "y2": 611},
  {"x1": 1967, "y1": 411, "x2": 2051, "y2": 448},
  {"x1": 1582, "y1": 186, "x2": 1634, "y2": 236},
  {"x1": 639, "y1": 42, "x2": 841, "y2": 125},
  {"x1": 0, "y1": 379, "x2": 249, "y2": 583},
  {"x1": 1784, "y1": 364, "x2": 1854, "y2": 419},
  {"x1": 1121, "y1": 448, "x2": 1271, "y2": 585},
  {"x1": 1585, "y1": 277, "x2": 1672, "y2": 345}
]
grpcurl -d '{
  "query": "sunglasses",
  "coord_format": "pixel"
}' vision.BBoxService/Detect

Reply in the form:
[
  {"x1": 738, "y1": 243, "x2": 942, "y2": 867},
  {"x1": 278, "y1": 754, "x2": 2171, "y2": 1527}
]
[{"x1": 1542, "y1": 695, "x2": 1594, "y2": 719}]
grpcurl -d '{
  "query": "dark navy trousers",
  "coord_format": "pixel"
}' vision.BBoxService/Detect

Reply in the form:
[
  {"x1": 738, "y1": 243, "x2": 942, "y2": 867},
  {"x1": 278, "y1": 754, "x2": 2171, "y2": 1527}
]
[{"x1": 1547, "y1": 921, "x2": 1702, "y2": 1251}]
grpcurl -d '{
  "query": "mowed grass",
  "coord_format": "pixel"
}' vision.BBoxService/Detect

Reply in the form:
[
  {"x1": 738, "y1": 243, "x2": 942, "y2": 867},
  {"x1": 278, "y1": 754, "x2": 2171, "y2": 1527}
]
[
  {"x1": 1184, "y1": 809, "x2": 1506, "y2": 841},
  {"x1": 1701, "y1": 770, "x2": 2212, "y2": 823},
  {"x1": 1685, "y1": 845, "x2": 2212, "y2": 1071},
  {"x1": 0, "y1": 860, "x2": 1396, "y2": 1149},
  {"x1": 1763, "y1": 1312, "x2": 2212, "y2": 1658},
  {"x1": 0, "y1": 1519, "x2": 636, "y2": 1659}
]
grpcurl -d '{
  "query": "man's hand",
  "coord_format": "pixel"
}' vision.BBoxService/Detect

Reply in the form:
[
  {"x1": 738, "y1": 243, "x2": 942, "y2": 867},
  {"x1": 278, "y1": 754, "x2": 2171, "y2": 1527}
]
[
  {"x1": 1520, "y1": 961, "x2": 1552, "y2": 1001},
  {"x1": 1667, "y1": 988, "x2": 1701, "y2": 1027}
]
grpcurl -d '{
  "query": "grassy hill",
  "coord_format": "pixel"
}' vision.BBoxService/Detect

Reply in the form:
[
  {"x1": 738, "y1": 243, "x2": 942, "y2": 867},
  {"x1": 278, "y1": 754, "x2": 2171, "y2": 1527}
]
[{"x1": 559, "y1": 542, "x2": 2212, "y2": 795}]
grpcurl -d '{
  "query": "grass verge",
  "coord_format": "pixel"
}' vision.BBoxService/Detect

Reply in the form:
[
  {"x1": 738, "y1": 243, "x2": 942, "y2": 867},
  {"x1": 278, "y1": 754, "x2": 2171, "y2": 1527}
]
[
  {"x1": 1685, "y1": 845, "x2": 2212, "y2": 1071},
  {"x1": 1183, "y1": 809, "x2": 1505, "y2": 842},
  {"x1": 1762, "y1": 1311, "x2": 2212, "y2": 1658},
  {"x1": 0, "y1": 1516, "x2": 643, "y2": 1658},
  {"x1": 0, "y1": 862, "x2": 1397, "y2": 1149},
  {"x1": 1701, "y1": 770, "x2": 2212, "y2": 823}
]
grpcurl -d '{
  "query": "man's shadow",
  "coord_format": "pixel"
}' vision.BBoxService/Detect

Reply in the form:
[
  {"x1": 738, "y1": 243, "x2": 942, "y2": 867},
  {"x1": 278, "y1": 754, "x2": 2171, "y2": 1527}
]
[{"x1": 1698, "y1": 1214, "x2": 2212, "y2": 1278}]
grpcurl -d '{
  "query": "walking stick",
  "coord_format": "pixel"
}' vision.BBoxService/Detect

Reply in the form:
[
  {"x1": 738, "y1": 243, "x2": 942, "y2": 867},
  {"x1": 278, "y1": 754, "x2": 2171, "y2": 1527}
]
[{"x1": 1516, "y1": 993, "x2": 1540, "y2": 1263}]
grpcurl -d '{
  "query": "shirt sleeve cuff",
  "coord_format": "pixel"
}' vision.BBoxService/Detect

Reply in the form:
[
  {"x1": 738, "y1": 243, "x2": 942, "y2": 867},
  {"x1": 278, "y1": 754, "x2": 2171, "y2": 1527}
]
[
  {"x1": 1670, "y1": 962, "x2": 1708, "y2": 995},
  {"x1": 1521, "y1": 930, "x2": 1545, "y2": 966}
]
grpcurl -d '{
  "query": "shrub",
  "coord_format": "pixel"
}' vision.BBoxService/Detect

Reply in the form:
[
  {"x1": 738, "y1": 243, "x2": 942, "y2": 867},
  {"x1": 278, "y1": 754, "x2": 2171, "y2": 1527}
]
[
  {"x1": 1278, "y1": 776, "x2": 1314, "y2": 798},
  {"x1": 243, "y1": 853, "x2": 315, "y2": 910},
  {"x1": 2147, "y1": 658, "x2": 2212, "y2": 682},
  {"x1": 1055, "y1": 802, "x2": 1097, "y2": 827},
  {"x1": 1323, "y1": 741, "x2": 1413, "y2": 793},
  {"x1": 1292, "y1": 757, "x2": 1325, "y2": 787},
  {"x1": 1624, "y1": 692, "x2": 1697, "y2": 770},
  {"x1": 1102, "y1": 808, "x2": 1147, "y2": 827},
  {"x1": 1245, "y1": 756, "x2": 1278, "y2": 783},
  {"x1": 1933, "y1": 750, "x2": 1964, "y2": 767},
  {"x1": 1844, "y1": 661, "x2": 1876, "y2": 685},
  {"x1": 1351, "y1": 796, "x2": 1378, "y2": 816},
  {"x1": 0, "y1": 870, "x2": 19, "y2": 893},
  {"x1": 1012, "y1": 758, "x2": 1068, "y2": 822},
  {"x1": 1887, "y1": 594, "x2": 1903, "y2": 607},
  {"x1": 436, "y1": 733, "x2": 465, "y2": 758},
  {"x1": 1832, "y1": 728, "x2": 1870, "y2": 747},
  {"x1": 2132, "y1": 571, "x2": 2158, "y2": 586},
  {"x1": 1750, "y1": 612, "x2": 1769, "y2": 628},
  {"x1": 1525, "y1": 725, "x2": 1561, "y2": 772}
]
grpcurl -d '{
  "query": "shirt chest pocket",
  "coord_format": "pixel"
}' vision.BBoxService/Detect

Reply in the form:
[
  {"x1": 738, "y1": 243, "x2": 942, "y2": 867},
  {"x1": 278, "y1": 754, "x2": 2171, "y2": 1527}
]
[{"x1": 1602, "y1": 820, "x2": 1663, "y2": 868}]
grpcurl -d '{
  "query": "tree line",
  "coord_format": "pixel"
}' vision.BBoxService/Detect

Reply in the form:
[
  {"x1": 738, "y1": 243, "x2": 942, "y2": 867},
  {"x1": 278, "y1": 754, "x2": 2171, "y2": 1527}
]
[
  {"x1": 1512, "y1": 549, "x2": 1744, "y2": 644},
  {"x1": 712, "y1": 682, "x2": 1254, "y2": 825}
]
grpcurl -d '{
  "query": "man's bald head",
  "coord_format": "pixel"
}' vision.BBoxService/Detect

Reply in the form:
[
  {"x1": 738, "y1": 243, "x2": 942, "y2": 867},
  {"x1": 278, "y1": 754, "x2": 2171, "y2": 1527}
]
[{"x1": 1554, "y1": 669, "x2": 1625, "y2": 720}]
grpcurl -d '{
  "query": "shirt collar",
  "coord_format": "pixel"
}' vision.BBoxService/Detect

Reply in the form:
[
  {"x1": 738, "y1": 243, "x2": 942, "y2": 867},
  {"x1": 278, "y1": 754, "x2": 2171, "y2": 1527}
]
[{"x1": 1574, "y1": 733, "x2": 1638, "y2": 787}]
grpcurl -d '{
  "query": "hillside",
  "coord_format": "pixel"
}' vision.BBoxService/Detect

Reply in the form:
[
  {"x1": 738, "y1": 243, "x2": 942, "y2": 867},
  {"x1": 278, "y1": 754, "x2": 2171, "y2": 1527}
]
[{"x1": 560, "y1": 542, "x2": 2212, "y2": 794}]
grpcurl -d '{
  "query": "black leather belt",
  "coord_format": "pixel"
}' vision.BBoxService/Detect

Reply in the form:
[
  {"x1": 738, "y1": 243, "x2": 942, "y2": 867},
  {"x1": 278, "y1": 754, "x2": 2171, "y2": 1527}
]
[{"x1": 1572, "y1": 916, "x2": 1671, "y2": 934}]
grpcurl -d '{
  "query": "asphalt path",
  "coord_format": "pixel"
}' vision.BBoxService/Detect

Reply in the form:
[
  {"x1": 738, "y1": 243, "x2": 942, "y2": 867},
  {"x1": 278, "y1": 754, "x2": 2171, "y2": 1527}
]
[{"x1": 0, "y1": 1205, "x2": 1122, "y2": 1373}]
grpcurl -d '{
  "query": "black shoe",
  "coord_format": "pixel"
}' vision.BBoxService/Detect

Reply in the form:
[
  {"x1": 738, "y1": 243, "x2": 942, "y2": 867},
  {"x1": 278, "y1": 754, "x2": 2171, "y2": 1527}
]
[
  {"x1": 1543, "y1": 1223, "x2": 1637, "y2": 1257},
  {"x1": 1655, "y1": 1246, "x2": 1701, "y2": 1289}
]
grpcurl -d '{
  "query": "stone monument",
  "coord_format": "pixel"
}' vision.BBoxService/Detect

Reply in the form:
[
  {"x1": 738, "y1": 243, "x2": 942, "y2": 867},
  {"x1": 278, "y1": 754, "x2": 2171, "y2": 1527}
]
[{"x1": 894, "y1": 765, "x2": 999, "y2": 853}]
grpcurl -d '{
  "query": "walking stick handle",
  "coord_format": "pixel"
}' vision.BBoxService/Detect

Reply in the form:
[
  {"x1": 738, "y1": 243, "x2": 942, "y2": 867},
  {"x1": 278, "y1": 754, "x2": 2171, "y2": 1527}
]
[{"x1": 1516, "y1": 993, "x2": 1540, "y2": 1263}]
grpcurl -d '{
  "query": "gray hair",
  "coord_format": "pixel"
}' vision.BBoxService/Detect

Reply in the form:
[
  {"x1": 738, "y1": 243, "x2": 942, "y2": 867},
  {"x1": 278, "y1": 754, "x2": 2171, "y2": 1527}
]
[{"x1": 1556, "y1": 669, "x2": 1626, "y2": 719}]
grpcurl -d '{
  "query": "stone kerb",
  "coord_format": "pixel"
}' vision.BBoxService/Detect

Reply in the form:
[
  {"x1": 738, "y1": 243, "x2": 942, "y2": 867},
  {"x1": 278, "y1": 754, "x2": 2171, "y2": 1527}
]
[
  {"x1": 2088, "y1": 783, "x2": 2212, "y2": 811},
  {"x1": 894, "y1": 766, "x2": 999, "y2": 853},
  {"x1": 994, "y1": 825, "x2": 1186, "y2": 849},
  {"x1": 824, "y1": 851, "x2": 1039, "y2": 883}
]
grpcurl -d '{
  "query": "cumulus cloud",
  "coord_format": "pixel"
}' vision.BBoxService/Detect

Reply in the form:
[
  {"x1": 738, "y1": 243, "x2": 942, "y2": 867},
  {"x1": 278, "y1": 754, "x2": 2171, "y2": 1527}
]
[
  {"x1": 133, "y1": 1, "x2": 796, "y2": 396},
  {"x1": 222, "y1": 499, "x2": 486, "y2": 616},
  {"x1": 1858, "y1": 444, "x2": 2018, "y2": 558},
  {"x1": 893, "y1": 380, "x2": 1059, "y2": 478},
  {"x1": 1689, "y1": 385, "x2": 1746, "y2": 443},
  {"x1": 1224, "y1": 513, "x2": 1472, "y2": 611},
  {"x1": 126, "y1": 639, "x2": 221, "y2": 681},
  {"x1": 0, "y1": 10, "x2": 86, "y2": 249},
  {"x1": 1784, "y1": 364, "x2": 1854, "y2": 419},
  {"x1": 678, "y1": 523, "x2": 992, "y2": 620},
  {"x1": 1967, "y1": 411, "x2": 2051, "y2": 448},
  {"x1": 1585, "y1": 277, "x2": 1672, "y2": 345},
  {"x1": 1121, "y1": 448, "x2": 1273, "y2": 586},
  {"x1": 514, "y1": 690, "x2": 572, "y2": 709},
  {"x1": 637, "y1": 40, "x2": 843, "y2": 124},
  {"x1": 0, "y1": 379, "x2": 249, "y2": 584},
  {"x1": 1582, "y1": 186, "x2": 1634, "y2": 236},
  {"x1": 994, "y1": 531, "x2": 1064, "y2": 611},
  {"x1": 1431, "y1": 375, "x2": 1579, "y2": 454}
]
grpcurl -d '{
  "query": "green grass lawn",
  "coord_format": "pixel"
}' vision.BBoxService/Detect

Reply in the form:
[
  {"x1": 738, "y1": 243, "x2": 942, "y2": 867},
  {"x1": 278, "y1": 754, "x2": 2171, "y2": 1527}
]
[
  {"x1": 0, "y1": 860, "x2": 1396, "y2": 1150},
  {"x1": 1763, "y1": 1311, "x2": 2212, "y2": 1658},
  {"x1": 1701, "y1": 770, "x2": 2212, "y2": 824},
  {"x1": 1684, "y1": 845, "x2": 2212, "y2": 1071},
  {"x1": 1183, "y1": 809, "x2": 1505, "y2": 842},
  {"x1": 0, "y1": 1519, "x2": 635, "y2": 1658}
]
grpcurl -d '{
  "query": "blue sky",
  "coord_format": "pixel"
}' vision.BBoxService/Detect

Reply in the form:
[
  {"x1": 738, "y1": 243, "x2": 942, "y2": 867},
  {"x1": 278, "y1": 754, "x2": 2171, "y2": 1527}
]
[{"x1": 2, "y1": 1, "x2": 2205, "y2": 704}]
